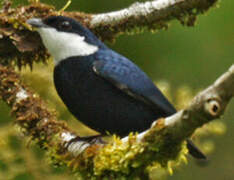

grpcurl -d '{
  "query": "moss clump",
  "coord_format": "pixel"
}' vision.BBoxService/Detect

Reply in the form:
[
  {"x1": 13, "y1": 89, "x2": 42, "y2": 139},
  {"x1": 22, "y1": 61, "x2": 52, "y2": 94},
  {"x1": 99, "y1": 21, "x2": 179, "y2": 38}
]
[{"x1": 94, "y1": 134, "x2": 145, "y2": 176}]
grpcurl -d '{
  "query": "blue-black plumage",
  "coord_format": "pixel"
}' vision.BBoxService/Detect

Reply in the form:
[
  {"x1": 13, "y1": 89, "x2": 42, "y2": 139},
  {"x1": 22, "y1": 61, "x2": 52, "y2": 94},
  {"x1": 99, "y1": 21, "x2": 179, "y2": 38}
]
[
  {"x1": 27, "y1": 16, "x2": 206, "y2": 159},
  {"x1": 54, "y1": 50, "x2": 175, "y2": 136}
]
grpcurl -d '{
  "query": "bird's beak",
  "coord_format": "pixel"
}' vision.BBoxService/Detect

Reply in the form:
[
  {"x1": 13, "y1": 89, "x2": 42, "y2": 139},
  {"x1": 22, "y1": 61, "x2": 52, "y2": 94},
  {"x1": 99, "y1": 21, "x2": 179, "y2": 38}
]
[{"x1": 26, "y1": 18, "x2": 48, "y2": 28}]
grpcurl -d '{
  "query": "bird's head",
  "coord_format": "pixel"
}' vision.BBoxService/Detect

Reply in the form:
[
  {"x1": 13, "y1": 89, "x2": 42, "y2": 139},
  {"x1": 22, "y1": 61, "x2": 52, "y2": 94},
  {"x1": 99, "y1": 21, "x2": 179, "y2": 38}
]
[{"x1": 27, "y1": 16, "x2": 105, "y2": 63}]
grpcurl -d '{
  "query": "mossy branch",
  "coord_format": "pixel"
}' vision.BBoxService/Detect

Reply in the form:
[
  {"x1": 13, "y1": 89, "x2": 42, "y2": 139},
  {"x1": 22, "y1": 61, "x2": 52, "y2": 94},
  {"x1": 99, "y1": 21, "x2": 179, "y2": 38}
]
[
  {"x1": 0, "y1": 0, "x2": 218, "y2": 68},
  {"x1": 0, "y1": 64, "x2": 233, "y2": 179}
]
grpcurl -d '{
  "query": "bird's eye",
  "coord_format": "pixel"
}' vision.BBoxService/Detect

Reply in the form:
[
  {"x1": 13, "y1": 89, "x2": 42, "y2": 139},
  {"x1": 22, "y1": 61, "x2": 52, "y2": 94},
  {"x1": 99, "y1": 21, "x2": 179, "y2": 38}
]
[{"x1": 59, "y1": 21, "x2": 71, "y2": 30}]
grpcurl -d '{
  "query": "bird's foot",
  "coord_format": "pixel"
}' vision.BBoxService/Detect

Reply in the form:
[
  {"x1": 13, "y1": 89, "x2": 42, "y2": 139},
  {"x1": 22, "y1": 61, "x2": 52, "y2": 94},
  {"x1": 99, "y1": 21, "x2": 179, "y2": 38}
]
[{"x1": 65, "y1": 134, "x2": 106, "y2": 148}]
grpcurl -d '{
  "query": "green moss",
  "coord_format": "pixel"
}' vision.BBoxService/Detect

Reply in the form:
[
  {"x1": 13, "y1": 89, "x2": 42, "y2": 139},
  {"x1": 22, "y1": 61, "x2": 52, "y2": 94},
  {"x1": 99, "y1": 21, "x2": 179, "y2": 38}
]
[{"x1": 94, "y1": 134, "x2": 145, "y2": 175}]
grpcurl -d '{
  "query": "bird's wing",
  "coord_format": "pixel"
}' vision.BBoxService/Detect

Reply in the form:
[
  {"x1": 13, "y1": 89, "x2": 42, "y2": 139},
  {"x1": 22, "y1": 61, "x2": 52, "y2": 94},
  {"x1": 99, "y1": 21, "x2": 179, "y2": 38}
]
[
  {"x1": 92, "y1": 54, "x2": 176, "y2": 116},
  {"x1": 92, "y1": 53, "x2": 207, "y2": 160}
]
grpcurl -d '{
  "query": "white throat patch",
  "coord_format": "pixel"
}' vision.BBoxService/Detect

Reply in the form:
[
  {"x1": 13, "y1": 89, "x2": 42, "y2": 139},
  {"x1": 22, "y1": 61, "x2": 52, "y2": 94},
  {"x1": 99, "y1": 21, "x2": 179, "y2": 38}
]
[{"x1": 37, "y1": 28, "x2": 98, "y2": 63}]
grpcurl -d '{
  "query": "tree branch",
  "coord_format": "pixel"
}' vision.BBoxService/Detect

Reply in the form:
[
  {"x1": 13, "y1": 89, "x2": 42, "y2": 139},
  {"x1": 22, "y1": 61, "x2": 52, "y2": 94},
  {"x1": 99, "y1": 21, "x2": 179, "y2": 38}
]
[
  {"x1": 0, "y1": 0, "x2": 218, "y2": 67},
  {"x1": 89, "y1": 0, "x2": 218, "y2": 40},
  {"x1": 0, "y1": 64, "x2": 233, "y2": 178}
]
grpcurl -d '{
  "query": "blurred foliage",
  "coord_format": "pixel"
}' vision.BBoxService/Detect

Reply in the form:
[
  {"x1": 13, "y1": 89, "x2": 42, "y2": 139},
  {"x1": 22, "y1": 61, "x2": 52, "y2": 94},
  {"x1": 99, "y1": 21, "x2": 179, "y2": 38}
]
[
  {"x1": 0, "y1": 124, "x2": 76, "y2": 180},
  {"x1": 0, "y1": 0, "x2": 233, "y2": 180}
]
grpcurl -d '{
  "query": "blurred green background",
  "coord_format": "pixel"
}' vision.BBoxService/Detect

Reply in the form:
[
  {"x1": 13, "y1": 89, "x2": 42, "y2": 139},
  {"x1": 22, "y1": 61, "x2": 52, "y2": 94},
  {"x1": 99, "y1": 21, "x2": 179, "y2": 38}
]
[{"x1": 0, "y1": 0, "x2": 233, "y2": 179}]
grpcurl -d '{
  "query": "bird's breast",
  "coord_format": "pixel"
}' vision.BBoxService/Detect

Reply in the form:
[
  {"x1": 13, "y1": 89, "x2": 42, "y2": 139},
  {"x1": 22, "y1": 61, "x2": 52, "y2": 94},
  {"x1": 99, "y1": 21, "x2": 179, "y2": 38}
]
[{"x1": 53, "y1": 57, "x2": 157, "y2": 136}]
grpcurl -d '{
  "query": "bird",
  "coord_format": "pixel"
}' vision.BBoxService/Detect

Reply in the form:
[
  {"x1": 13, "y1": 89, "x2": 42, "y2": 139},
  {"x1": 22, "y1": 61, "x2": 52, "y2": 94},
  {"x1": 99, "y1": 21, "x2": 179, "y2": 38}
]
[{"x1": 27, "y1": 16, "x2": 206, "y2": 159}]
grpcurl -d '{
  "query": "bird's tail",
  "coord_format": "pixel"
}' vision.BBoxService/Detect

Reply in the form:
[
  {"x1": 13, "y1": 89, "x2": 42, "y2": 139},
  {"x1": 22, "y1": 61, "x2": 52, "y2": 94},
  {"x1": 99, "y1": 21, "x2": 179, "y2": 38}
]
[{"x1": 186, "y1": 139, "x2": 207, "y2": 159}]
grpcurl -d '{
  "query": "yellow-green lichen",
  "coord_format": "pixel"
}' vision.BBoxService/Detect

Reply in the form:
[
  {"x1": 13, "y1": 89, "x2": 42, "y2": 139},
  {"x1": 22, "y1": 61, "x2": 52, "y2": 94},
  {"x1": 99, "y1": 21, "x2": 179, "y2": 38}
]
[{"x1": 94, "y1": 134, "x2": 145, "y2": 175}]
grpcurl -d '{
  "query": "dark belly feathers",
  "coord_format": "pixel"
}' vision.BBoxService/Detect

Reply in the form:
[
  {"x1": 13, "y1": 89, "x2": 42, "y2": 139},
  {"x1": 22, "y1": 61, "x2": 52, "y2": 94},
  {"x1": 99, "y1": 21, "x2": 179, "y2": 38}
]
[{"x1": 54, "y1": 57, "x2": 159, "y2": 136}]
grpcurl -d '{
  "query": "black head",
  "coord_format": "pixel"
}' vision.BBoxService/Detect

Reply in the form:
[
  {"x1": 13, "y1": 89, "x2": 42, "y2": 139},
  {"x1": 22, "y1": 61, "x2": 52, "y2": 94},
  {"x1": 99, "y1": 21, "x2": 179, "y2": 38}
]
[
  {"x1": 27, "y1": 16, "x2": 105, "y2": 48},
  {"x1": 43, "y1": 16, "x2": 86, "y2": 35},
  {"x1": 27, "y1": 16, "x2": 107, "y2": 62}
]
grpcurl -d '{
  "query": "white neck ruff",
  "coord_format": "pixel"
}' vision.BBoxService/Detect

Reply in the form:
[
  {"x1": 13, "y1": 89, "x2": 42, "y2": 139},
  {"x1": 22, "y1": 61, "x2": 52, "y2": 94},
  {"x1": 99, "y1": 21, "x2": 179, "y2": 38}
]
[{"x1": 37, "y1": 28, "x2": 98, "y2": 63}]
